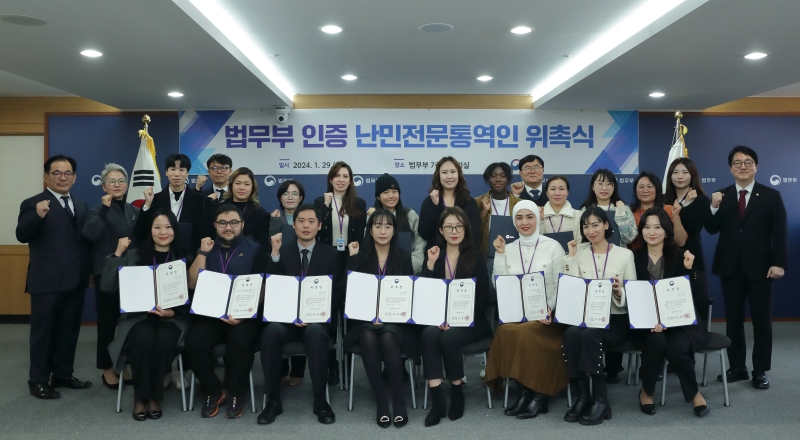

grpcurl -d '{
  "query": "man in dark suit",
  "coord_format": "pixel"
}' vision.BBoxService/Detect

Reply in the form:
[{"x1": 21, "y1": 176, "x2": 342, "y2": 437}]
[
  {"x1": 16, "y1": 155, "x2": 92, "y2": 399},
  {"x1": 193, "y1": 153, "x2": 233, "y2": 199},
  {"x1": 134, "y1": 153, "x2": 206, "y2": 253},
  {"x1": 510, "y1": 154, "x2": 549, "y2": 207},
  {"x1": 706, "y1": 146, "x2": 787, "y2": 390},
  {"x1": 257, "y1": 204, "x2": 344, "y2": 426}
]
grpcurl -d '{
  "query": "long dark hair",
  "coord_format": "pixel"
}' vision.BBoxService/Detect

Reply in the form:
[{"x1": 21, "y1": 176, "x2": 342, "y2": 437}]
[
  {"x1": 360, "y1": 209, "x2": 404, "y2": 275},
  {"x1": 637, "y1": 207, "x2": 679, "y2": 268},
  {"x1": 326, "y1": 161, "x2": 363, "y2": 219},
  {"x1": 580, "y1": 169, "x2": 622, "y2": 209},
  {"x1": 135, "y1": 209, "x2": 188, "y2": 265},
  {"x1": 664, "y1": 157, "x2": 706, "y2": 204},
  {"x1": 430, "y1": 156, "x2": 471, "y2": 205},
  {"x1": 436, "y1": 206, "x2": 476, "y2": 273},
  {"x1": 579, "y1": 206, "x2": 614, "y2": 242},
  {"x1": 373, "y1": 197, "x2": 411, "y2": 232},
  {"x1": 630, "y1": 171, "x2": 664, "y2": 211}
]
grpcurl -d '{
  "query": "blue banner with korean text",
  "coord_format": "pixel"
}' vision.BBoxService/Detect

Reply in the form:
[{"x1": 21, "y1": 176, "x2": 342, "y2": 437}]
[{"x1": 179, "y1": 109, "x2": 638, "y2": 176}]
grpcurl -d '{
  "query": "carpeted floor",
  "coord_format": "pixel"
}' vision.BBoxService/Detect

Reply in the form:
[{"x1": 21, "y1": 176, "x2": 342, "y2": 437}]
[{"x1": 0, "y1": 321, "x2": 797, "y2": 439}]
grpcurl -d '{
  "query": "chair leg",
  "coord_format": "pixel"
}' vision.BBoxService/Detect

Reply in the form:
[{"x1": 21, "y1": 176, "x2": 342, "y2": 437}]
[
  {"x1": 720, "y1": 349, "x2": 730, "y2": 407},
  {"x1": 626, "y1": 353, "x2": 633, "y2": 385},
  {"x1": 423, "y1": 380, "x2": 429, "y2": 410},
  {"x1": 178, "y1": 354, "x2": 187, "y2": 412},
  {"x1": 326, "y1": 383, "x2": 330, "y2": 404},
  {"x1": 504, "y1": 377, "x2": 510, "y2": 408},
  {"x1": 635, "y1": 354, "x2": 641, "y2": 386},
  {"x1": 348, "y1": 353, "x2": 355, "y2": 411},
  {"x1": 262, "y1": 393, "x2": 267, "y2": 411},
  {"x1": 407, "y1": 359, "x2": 417, "y2": 409},
  {"x1": 249, "y1": 370, "x2": 256, "y2": 413},
  {"x1": 567, "y1": 382, "x2": 572, "y2": 408},
  {"x1": 484, "y1": 353, "x2": 492, "y2": 409},
  {"x1": 189, "y1": 372, "x2": 196, "y2": 411},
  {"x1": 701, "y1": 353, "x2": 709, "y2": 386},
  {"x1": 116, "y1": 372, "x2": 124, "y2": 413},
  {"x1": 660, "y1": 361, "x2": 667, "y2": 406}
]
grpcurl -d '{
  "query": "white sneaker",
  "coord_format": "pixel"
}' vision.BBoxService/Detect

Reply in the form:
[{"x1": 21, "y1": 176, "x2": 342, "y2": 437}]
[
  {"x1": 462, "y1": 375, "x2": 468, "y2": 383},
  {"x1": 480, "y1": 368, "x2": 486, "y2": 379}
]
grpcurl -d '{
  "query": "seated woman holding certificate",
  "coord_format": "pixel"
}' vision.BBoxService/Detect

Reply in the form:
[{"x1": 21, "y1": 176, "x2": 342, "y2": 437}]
[
  {"x1": 633, "y1": 208, "x2": 710, "y2": 417},
  {"x1": 483, "y1": 200, "x2": 568, "y2": 419},
  {"x1": 561, "y1": 207, "x2": 635, "y2": 426},
  {"x1": 344, "y1": 209, "x2": 416, "y2": 428},
  {"x1": 101, "y1": 209, "x2": 191, "y2": 421},
  {"x1": 420, "y1": 206, "x2": 494, "y2": 427}
]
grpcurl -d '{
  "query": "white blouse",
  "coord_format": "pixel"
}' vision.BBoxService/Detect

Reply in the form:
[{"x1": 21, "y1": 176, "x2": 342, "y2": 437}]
[
  {"x1": 540, "y1": 200, "x2": 580, "y2": 241},
  {"x1": 493, "y1": 236, "x2": 565, "y2": 310},
  {"x1": 562, "y1": 243, "x2": 636, "y2": 314}
]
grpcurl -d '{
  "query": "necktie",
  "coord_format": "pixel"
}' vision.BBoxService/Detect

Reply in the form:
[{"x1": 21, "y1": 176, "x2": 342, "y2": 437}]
[
  {"x1": 61, "y1": 196, "x2": 74, "y2": 217},
  {"x1": 301, "y1": 249, "x2": 309, "y2": 275},
  {"x1": 531, "y1": 189, "x2": 540, "y2": 200},
  {"x1": 173, "y1": 191, "x2": 182, "y2": 201},
  {"x1": 217, "y1": 189, "x2": 225, "y2": 199},
  {"x1": 738, "y1": 189, "x2": 748, "y2": 218}
]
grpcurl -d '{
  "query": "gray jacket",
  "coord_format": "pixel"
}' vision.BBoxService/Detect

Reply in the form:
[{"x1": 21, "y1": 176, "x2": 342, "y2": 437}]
[
  {"x1": 102, "y1": 249, "x2": 192, "y2": 373},
  {"x1": 82, "y1": 201, "x2": 139, "y2": 277}
]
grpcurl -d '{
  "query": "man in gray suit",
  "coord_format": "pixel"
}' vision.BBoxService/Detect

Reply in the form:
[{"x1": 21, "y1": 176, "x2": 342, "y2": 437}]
[{"x1": 16, "y1": 155, "x2": 92, "y2": 399}]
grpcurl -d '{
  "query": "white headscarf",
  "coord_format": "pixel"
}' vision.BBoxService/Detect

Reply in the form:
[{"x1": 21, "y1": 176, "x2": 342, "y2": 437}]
[{"x1": 512, "y1": 200, "x2": 540, "y2": 246}]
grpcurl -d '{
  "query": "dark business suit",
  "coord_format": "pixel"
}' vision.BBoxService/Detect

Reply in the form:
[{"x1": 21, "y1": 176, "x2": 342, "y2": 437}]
[
  {"x1": 260, "y1": 241, "x2": 345, "y2": 404},
  {"x1": 134, "y1": 186, "x2": 206, "y2": 253},
  {"x1": 195, "y1": 185, "x2": 225, "y2": 198},
  {"x1": 16, "y1": 190, "x2": 89, "y2": 385},
  {"x1": 705, "y1": 182, "x2": 787, "y2": 372},
  {"x1": 517, "y1": 184, "x2": 549, "y2": 207}
]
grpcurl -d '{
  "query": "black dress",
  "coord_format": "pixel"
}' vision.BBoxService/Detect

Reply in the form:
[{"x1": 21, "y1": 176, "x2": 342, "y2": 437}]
[{"x1": 418, "y1": 196, "x2": 481, "y2": 251}]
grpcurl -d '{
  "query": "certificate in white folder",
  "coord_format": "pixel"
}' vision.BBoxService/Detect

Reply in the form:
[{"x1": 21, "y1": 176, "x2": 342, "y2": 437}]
[
  {"x1": 655, "y1": 276, "x2": 697, "y2": 328},
  {"x1": 344, "y1": 271, "x2": 380, "y2": 322},
  {"x1": 446, "y1": 278, "x2": 476, "y2": 328},
  {"x1": 299, "y1": 275, "x2": 333, "y2": 324},
  {"x1": 263, "y1": 274, "x2": 301, "y2": 324},
  {"x1": 191, "y1": 270, "x2": 233, "y2": 318},
  {"x1": 119, "y1": 266, "x2": 156, "y2": 313},
  {"x1": 625, "y1": 280, "x2": 659, "y2": 329},
  {"x1": 227, "y1": 274, "x2": 263, "y2": 320},
  {"x1": 410, "y1": 277, "x2": 447, "y2": 326},
  {"x1": 553, "y1": 274, "x2": 588, "y2": 327},
  {"x1": 495, "y1": 275, "x2": 524, "y2": 324}
]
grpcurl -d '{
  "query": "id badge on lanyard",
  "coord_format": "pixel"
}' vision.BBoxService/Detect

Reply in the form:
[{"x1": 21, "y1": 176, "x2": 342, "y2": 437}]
[
  {"x1": 337, "y1": 237, "x2": 346, "y2": 252},
  {"x1": 333, "y1": 197, "x2": 347, "y2": 251}
]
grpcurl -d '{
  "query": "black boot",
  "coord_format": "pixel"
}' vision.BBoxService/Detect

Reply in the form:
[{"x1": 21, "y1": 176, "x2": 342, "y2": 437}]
[
  {"x1": 564, "y1": 378, "x2": 592, "y2": 422},
  {"x1": 579, "y1": 375, "x2": 612, "y2": 425},
  {"x1": 425, "y1": 384, "x2": 447, "y2": 427},
  {"x1": 448, "y1": 383, "x2": 465, "y2": 421},
  {"x1": 516, "y1": 391, "x2": 549, "y2": 419},
  {"x1": 504, "y1": 382, "x2": 533, "y2": 416}
]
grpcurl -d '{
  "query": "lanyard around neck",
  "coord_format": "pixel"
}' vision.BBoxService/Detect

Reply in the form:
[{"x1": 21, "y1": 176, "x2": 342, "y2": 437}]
[
  {"x1": 332, "y1": 196, "x2": 345, "y2": 235},
  {"x1": 491, "y1": 197, "x2": 509, "y2": 216},
  {"x1": 518, "y1": 238, "x2": 540, "y2": 274},
  {"x1": 591, "y1": 243, "x2": 611, "y2": 279}
]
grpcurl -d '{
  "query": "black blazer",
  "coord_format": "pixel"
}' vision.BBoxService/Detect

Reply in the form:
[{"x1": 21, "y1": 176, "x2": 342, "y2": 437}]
[
  {"x1": 198, "y1": 200, "x2": 271, "y2": 246},
  {"x1": 82, "y1": 201, "x2": 139, "y2": 276},
  {"x1": 134, "y1": 187, "x2": 206, "y2": 252},
  {"x1": 677, "y1": 193, "x2": 710, "y2": 271},
  {"x1": 705, "y1": 182, "x2": 788, "y2": 279},
  {"x1": 313, "y1": 196, "x2": 367, "y2": 247},
  {"x1": 418, "y1": 196, "x2": 482, "y2": 250},
  {"x1": 633, "y1": 249, "x2": 710, "y2": 351},
  {"x1": 267, "y1": 241, "x2": 346, "y2": 313},
  {"x1": 421, "y1": 251, "x2": 496, "y2": 324},
  {"x1": 518, "y1": 186, "x2": 549, "y2": 207},
  {"x1": 16, "y1": 190, "x2": 89, "y2": 294},
  {"x1": 195, "y1": 185, "x2": 223, "y2": 197}
]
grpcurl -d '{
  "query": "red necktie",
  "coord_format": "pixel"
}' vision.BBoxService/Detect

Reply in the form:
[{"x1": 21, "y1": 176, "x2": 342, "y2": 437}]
[{"x1": 738, "y1": 189, "x2": 748, "y2": 218}]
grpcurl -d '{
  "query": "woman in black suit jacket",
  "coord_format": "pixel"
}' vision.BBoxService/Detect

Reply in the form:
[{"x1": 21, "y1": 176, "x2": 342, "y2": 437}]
[
  {"x1": 199, "y1": 167, "x2": 270, "y2": 245},
  {"x1": 633, "y1": 208, "x2": 710, "y2": 418},
  {"x1": 313, "y1": 161, "x2": 367, "y2": 260},
  {"x1": 419, "y1": 156, "x2": 481, "y2": 250},
  {"x1": 420, "y1": 207, "x2": 494, "y2": 427},
  {"x1": 344, "y1": 209, "x2": 416, "y2": 428}
]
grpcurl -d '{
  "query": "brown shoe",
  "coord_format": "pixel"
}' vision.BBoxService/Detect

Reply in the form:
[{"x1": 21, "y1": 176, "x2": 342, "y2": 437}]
[{"x1": 287, "y1": 377, "x2": 303, "y2": 387}]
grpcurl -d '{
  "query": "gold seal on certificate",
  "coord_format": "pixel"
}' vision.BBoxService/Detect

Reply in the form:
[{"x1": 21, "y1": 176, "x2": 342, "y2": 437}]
[
  {"x1": 584, "y1": 279, "x2": 613, "y2": 328},
  {"x1": 299, "y1": 275, "x2": 332, "y2": 323},
  {"x1": 522, "y1": 272, "x2": 548, "y2": 322},
  {"x1": 378, "y1": 276, "x2": 414, "y2": 323},
  {"x1": 446, "y1": 278, "x2": 476, "y2": 327},
  {"x1": 155, "y1": 259, "x2": 189, "y2": 309},
  {"x1": 655, "y1": 276, "x2": 696, "y2": 328},
  {"x1": 227, "y1": 274, "x2": 264, "y2": 320}
]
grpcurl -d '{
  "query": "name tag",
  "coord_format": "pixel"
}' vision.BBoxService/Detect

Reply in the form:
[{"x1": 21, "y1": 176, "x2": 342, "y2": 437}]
[{"x1": 336, "y1": 237, "x2": 346, "y2": 251}]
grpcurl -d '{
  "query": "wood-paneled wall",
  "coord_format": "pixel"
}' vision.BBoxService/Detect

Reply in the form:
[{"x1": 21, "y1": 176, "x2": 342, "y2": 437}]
[
  {"x1": 0, "y1": 97, "x2": 119, "y2": 135},
  {"x1": 0, "y1": 246, "x2": 31, "y2": 314},
  {"x1": 703, "y1": 97, "x2": 800, "y2": 114}
]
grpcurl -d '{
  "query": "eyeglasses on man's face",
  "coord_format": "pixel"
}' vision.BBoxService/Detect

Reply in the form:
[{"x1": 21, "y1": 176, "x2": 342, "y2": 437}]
[
  {"x1": 215, "y1": 220, "x2": 241, "y2": 228},
  {"x1": 210, "y1": 166, "x2": 231, "y2": 172},
  {"x1": 50, "y1": 171, "x2": 74, "y2": 179},
  {"x1": 106, "y1": 179, "x2": 127, "y2": 186},
  {"x1": 521, "y1": 165, "x2": 543, "y2": 173},
  {"x1": 731, "y1": 160, "x2": 755, "y2": 169}
]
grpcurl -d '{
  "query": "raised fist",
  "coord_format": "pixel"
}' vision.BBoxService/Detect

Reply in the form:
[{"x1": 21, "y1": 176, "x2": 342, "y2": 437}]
[
  {"x1": 115, "y1": 237, "x2": 131, "y2": 256},
  {"x1": 36, "y1": 200, "x2": 50, "y2": 218},
  {"x1": 429, "y1": 189, "x2": 440, "y2": 206},
  {"x1": 493, "y1": 235, "x2": 506, "y2": 255}
]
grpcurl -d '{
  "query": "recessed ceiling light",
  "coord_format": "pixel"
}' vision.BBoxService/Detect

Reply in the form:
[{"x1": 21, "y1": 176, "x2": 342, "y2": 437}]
[
  {"x1": 0, "y1": 14, "x2": 46, "y2": 26},
  {"x1": 167, "y1": 91, "x2": 184, "y2": 97},
  {"x1": 510, "y1": 26, "x2": 533, "y2": 34},
  {"x1": 418, "y1": 23, "x2": 453, "y2": 33},
  {"x1": 80, "y1": 49, "x2": 103, "y2": 58},
  {"x1": 477, "y1": 75, "x2": 493, "y2": 81},
  {"x1": 319, "y1": 25, "x2": 342, "y2": 34},
  {"x1": 649, "y1": 92, "x2": 665, "y2": 98},
  {"x1": 744, "y1": 52, "x2": 767, "y2": 60},
  {"x1": 341, "y1": 75, "x2": 357, "y2": 81}
]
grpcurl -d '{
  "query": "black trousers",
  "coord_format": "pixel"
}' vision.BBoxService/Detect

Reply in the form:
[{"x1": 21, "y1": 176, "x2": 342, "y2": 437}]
[
  {"x1": 420, "y1": 320, "x2": 490, "y2": 381},
  {"x1": 721, "y1": 261, "x2": 773, "y2": 372},
  {"x1": 260, "y1": 322, "x2": 331, "y2": 403},
  {"x1": 638, "y1": 330, "x2": 700, "y2": 402},
  {"x1": 94, "y1": 275, "x2": 120, "y2": 370},
  {"x1": 184, "y1": 316, "x2": 261, "y2": 398},
  {"x1": 562, "y1": 314, "x2": 630, "y2": 378},
  {"x1": 124, "y1": 316, "x2": 180, "y2": 401},
  {"x1": 29, "y1": 285, "x2": 84, "y2": 385}
]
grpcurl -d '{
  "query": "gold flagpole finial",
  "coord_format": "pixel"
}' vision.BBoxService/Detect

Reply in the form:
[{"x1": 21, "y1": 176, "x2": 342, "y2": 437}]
[
  {"x1": 142, "y1": 114, "x2": 151, "y2": 133},
  {"x1": 674, "y1": 111, "x2": 683, "y2": 121}
]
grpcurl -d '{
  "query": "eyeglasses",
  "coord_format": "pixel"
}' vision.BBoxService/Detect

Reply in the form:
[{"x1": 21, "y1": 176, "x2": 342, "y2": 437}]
[
  {"x1": 106, "y1": 179, "x2": 127, "y2": 186},
  {"x1": 594, "y1": 181, "x2": 614, "y2": 189},
  {"x1": 731, "y1": 160, "x2": 755, "y2": 168},
  {"x1": 442, "y1": 225, "x2": 464, "y2": 234},
  {"x1": 209, "y1": 166, "x2": 231, "y2": 172},
  {"x1": 636, "y1": 185, "x2": 655, "y2": 191},
  {"x1": 50, "y1": 171, "x2": 74, "y2": 178},
  {"x1": 521, "y1": 165, "x2": 543, "y2": 173},
  {"x1": 215, "y1": 220, "x2": 241, "y2": 228},
  {"x1": 282, "y1": 191, "x2": 300, "y2": 198}
]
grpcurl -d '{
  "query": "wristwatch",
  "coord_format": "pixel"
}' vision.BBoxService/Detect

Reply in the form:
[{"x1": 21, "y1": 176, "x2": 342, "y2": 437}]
[{"x1": 197, "y1": 249, "x2": 209, "y2": 257}]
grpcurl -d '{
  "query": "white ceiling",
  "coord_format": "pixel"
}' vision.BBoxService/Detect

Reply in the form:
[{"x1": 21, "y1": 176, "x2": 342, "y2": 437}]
[
  {"x1": 1, "y1": 0, "x2": 799, "y2": 110},
  {"x1": 755, "y1": 81, "x2": 800, "y2": 97}
]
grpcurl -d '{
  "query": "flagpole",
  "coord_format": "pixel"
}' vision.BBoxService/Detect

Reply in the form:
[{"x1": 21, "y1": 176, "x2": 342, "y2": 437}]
[
  {"x1": 142, "y1": 114, "x2": 150, "y2": 134},
  {"x1": 675, "y1": 111, "x2": 688, "y2": 157}
]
